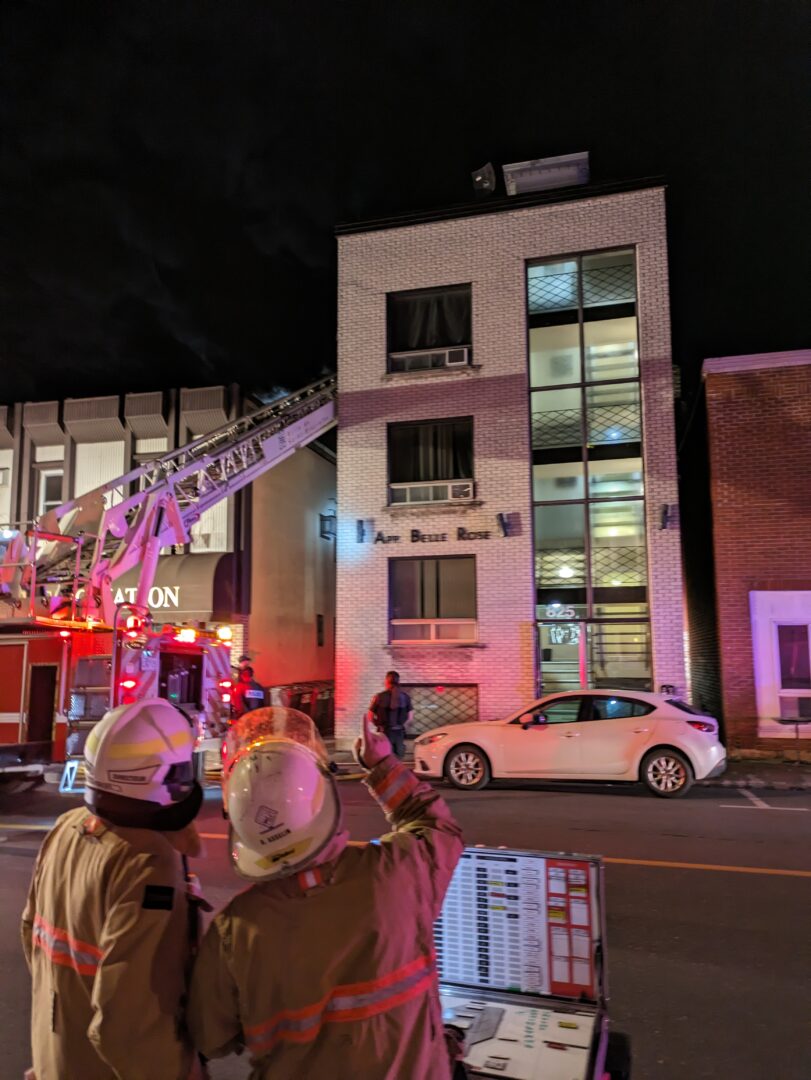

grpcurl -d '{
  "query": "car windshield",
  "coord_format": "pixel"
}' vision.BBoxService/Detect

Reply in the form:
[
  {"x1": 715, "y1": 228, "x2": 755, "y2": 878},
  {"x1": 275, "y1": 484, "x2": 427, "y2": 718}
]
[{"x1": 666, "y1": 699, "x2": 704, "y2": 716}]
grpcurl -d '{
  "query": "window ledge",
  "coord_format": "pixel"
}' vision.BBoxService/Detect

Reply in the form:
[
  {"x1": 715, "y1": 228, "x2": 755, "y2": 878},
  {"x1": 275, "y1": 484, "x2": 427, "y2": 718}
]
[
  {"x1": 383, "y1": 500, "x2": 483, "y2": 517},
  {"x1": 381, "y1": 364, "x2": 484, "y2": 383},
  {"x1": 384, "y1": 643, "x2": 486, "y2": 651}
]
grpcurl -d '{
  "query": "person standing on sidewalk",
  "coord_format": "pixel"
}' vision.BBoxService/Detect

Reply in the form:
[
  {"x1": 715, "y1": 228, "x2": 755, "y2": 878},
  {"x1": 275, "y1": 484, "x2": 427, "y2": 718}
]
[
  {"x1": 231, "y1": 665, "x2": 266, "y2": 719},
  {"x1": 21, "y1": 699, "x2": 208, "y2": 1080},
  {"x1": 187, "y1": 708, "x2": 463, "y2": 1079},
  {"x1": 368, "y1": 670, "x2": 413, "y2": 758}
]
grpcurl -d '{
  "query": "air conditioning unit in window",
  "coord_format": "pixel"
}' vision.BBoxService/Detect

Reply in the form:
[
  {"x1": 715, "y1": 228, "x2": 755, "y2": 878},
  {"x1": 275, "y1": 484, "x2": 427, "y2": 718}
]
[
  {"x1": 445, "y1": 347, "x2": 470, "y2": 367},
  {"x1": 449, "y1": 482, "x2": 474, "y2": 501}
]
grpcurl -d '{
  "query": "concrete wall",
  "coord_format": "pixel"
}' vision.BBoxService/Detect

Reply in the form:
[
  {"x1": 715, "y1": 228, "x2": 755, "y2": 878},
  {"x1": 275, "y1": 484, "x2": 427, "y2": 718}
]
[
  {"x1": 335, "y1": 187, "x2": 686, "y2": 744},
  {"x1": 249, "y1": 445, "x2": 336, "y2": 686}
]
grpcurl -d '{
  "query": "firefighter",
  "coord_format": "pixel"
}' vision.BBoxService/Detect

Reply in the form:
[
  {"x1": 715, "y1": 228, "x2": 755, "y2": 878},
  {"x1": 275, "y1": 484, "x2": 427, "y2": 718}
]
[
  {"x1": 187, "y1": 707, "x2": 463, "y2": 1079},
  {"x1": 231, "y1": 665, "x2": 266, "y2": 718},
  {"x1": 21, "y1": 699, "x2": 207, "y2": 1080}
]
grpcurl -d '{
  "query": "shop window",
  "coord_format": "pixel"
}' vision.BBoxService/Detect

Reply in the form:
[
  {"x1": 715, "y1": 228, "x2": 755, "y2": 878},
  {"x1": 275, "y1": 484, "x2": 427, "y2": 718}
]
[
  {"x1": 387, "y1": 284, "x2": 472, "y2": 372},
  {"x1": 388, "y1": 418, "x2": 474, "y2": 505},
  {"x1": 778, "y1": 625, "x2": 811, "y2": 690},
  {"x1": 389, "y1": 556, "x2": 477, "y2": 644}
]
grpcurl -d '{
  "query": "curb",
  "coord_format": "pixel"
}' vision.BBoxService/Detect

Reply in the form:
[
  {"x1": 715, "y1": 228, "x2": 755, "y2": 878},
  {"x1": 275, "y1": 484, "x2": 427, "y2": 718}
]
[{"x1": 698, "y1": 776, "x2": 811, "y2": 792}]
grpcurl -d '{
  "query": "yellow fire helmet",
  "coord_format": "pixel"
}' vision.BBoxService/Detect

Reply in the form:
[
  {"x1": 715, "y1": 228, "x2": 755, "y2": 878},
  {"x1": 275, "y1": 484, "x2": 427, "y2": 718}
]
[{"x1": 223, "y1": 707, "x2": 340, "y2": 881}]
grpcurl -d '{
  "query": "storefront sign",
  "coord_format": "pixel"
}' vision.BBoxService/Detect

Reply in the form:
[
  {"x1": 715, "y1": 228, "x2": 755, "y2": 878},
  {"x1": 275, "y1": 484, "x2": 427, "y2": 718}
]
[{"x1": 114, "y1": 586, "x2": 180, "y2": 610}]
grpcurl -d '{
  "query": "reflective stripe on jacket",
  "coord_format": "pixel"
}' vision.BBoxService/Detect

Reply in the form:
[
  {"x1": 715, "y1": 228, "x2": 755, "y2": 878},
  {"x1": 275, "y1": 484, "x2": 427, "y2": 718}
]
[
  {"x1": 21, "y1": 807, "x2": 193, "y2": 1080},
  {"x1": 188, "y1": 756, "x2": 463, "y2": 1080}
]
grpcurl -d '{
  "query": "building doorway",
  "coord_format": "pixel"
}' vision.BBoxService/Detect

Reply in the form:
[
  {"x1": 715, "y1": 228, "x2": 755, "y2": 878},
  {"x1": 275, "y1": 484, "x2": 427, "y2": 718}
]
[
  {"x1": 27, "y1": 664, "x2": 58, "y2": 747},
  {"x1": 539, "y1": 620, "x2": 651, "y2": 693}
]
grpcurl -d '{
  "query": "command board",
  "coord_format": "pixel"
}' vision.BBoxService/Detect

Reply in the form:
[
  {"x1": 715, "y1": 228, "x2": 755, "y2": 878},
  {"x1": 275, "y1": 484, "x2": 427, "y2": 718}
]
[
  {"x1": 435, "y1": 848, "x2": 599, "y2": 1000},
  {"x1": 436, "y1": 848, "x2": 606, "y2": 1080}
]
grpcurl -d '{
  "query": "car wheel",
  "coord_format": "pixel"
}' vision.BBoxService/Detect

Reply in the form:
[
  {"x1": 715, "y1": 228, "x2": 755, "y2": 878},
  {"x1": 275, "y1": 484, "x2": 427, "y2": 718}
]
[
  {"x1": 641, "y1": 748, "x2": 693, "y2": 798},
  {"x1": 445, "y1": 745, "x2": 491, "y2": 791}
]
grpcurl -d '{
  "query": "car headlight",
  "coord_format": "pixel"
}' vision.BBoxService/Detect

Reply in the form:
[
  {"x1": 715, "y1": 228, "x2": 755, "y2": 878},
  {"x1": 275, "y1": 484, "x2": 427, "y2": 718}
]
[{"x1": 418, "y1": 732, "x2": 448, "y2": 746}]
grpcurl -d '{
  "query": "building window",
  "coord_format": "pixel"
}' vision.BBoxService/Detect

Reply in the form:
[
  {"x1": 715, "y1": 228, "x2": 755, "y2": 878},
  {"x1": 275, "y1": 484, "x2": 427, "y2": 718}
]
[
  {"x1": 316, "y1": 613, "x2": 325, "y2": 647},
  {"x1": 389, "y1": 556, "x2": 477, "y2": 644},
  {"x1": 37, "y1": 469, "x2": 64, "y2": 517},
  {"x1": 388, "y1": 418, "x2": 474, "y2": 505},
  {"x1": 319, "y1": 513, "x2": 337, "y2": 540},
  {"x1": 387, "y1": 284, "x2": 472, "y2": 372},
  {"x1": 528, "y1": 249, "x2": 651, "y2": 692},
  {"x1": 777, "y1": 625, "x2": 811, "y2": 692}
]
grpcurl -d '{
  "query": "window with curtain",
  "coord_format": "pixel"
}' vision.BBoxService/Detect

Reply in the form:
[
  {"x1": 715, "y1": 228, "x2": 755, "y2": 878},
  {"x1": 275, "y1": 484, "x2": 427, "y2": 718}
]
[
  {"x1": 389, "y1": 419, "x2": 473, "y2": 483},
  {"x1": 387, "y1": 284, "x2": 472, "y2": 368}
]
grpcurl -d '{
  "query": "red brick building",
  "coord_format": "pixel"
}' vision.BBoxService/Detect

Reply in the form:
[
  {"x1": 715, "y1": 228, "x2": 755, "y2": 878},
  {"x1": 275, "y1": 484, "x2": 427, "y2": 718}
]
[{"x1": 704, "y1": 350, "x2": 811, "y2": 750}]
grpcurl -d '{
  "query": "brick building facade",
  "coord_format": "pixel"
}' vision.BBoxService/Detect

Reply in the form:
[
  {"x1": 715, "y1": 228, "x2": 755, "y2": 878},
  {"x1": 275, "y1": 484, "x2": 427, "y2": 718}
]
[
  {"x1": 703, "y1": 350, "x2": 811, "y2": 749},
  {"x1": 334, "y1": 181, "x2": 687, "y2": 746}
]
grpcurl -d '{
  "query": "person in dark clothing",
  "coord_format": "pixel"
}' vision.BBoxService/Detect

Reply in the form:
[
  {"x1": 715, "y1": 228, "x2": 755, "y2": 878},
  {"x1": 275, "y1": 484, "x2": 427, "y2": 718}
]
[
  {"x1": 232, "y1": 666, "x2": 266, "y2": 719},
  {"x1": 368, "y1": 671, "x2": 414, "y2": 759}
]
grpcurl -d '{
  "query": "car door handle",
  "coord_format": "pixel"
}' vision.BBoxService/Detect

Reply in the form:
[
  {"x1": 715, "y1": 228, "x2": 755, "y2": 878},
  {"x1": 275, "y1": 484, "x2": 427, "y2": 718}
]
[
  {"x1": 560, "y1": 732, "x2": 580, "y2": 738},
  {"x1": 633, "y1": 727, "x2": 649, "y2": 733}
]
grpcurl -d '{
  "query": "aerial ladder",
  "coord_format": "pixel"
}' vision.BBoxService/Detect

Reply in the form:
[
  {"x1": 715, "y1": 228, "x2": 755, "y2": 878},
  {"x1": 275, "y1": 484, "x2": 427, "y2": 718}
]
[
  {"x1": 1, "y1": 375, "x2": 336, "y2": 625},
  {"x1": 0, "y1": 376, "x2": 337, "y2": 786}
]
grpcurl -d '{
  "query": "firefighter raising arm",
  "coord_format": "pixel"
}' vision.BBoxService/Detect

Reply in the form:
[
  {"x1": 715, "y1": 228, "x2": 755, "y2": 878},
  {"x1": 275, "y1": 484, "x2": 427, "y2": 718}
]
[{"x1": 356, "y1": 712, "x2": 464, "y2": 919}]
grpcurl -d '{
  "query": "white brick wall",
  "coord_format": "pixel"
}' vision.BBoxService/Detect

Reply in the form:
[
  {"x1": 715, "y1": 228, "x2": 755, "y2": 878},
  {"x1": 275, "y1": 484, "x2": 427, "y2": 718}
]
[{"x1": 335, "y1": 187, "x2": 686, "y2": 744}]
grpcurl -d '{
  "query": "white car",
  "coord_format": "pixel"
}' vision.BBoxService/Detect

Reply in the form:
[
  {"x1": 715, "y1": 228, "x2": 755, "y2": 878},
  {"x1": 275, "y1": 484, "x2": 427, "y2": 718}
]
[{"x1": 413, "y1": 690, "x2": 726, "y2": 798}]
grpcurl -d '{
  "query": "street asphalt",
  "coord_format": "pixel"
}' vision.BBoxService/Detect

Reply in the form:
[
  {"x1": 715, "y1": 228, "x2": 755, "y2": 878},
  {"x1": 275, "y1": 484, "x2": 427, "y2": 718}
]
[{"x1": 1, "y1": 776, "x2": 810, "y2": 1080}]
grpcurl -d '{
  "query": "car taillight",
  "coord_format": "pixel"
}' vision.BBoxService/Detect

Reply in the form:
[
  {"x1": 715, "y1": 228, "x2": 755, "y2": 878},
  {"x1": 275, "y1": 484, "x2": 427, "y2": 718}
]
[{"x1": 687, "y1": 720, "x2": 715, "y2": 733}]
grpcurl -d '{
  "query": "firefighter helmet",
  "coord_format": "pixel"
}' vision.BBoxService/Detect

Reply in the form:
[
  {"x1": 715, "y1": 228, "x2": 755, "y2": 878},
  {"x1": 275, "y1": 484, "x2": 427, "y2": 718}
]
[
  {"x1": 84, "y1": 698, "x2": 202, "y2": 831},
  {"x1": 223, "y1": 707, "x2": 340, "y2": 880}
]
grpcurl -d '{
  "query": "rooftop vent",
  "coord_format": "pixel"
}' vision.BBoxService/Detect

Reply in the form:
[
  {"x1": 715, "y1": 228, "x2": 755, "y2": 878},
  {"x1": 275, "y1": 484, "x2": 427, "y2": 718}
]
[{"x1": 502, "y1": 152, "x2": 589, "y2": 196}]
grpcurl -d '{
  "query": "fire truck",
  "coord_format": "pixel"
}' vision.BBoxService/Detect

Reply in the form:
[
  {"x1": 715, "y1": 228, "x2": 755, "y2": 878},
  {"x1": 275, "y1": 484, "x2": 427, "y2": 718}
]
[{"x1": 0, "y1": 376, "x2": 337, "y2": 791}]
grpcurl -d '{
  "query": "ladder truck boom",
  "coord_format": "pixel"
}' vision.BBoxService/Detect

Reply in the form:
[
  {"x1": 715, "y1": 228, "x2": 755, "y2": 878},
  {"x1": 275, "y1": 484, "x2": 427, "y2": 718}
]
[{"x1": 1, "y1": 375, "x2": 336, "y2": 625}]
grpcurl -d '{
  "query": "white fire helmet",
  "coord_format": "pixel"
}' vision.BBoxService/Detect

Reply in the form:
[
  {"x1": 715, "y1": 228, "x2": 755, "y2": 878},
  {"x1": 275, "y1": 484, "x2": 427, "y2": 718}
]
[
  {"x1": 84, "y1": 698, "x2": 202, "y2": 829},
  {"x1": 223, "y1": 707, "x2": 340, "y2": 881}
]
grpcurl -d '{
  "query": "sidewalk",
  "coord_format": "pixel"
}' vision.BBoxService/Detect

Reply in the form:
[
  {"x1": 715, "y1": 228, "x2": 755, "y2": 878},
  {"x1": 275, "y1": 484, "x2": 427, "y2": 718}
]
[{"x1": 325, "y1": 744, "x2": 811, "y2": 791}]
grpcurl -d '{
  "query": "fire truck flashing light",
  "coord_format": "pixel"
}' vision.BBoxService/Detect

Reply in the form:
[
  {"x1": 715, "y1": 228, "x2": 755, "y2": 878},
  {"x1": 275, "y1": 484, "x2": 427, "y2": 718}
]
[{"x1": 174, "y1": 628, "x2": 197, "y2": 644}]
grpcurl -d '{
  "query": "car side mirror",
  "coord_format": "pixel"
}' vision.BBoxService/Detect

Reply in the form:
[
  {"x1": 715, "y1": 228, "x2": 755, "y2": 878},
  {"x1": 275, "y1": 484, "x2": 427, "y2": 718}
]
[{"x1": 521, "y1": 714, "x2": 547, "y2": 730}]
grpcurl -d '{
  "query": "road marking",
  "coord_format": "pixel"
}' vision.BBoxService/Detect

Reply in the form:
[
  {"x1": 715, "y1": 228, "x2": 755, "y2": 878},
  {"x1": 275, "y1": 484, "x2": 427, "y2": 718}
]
[
  {"x1": 719, "y1": 788, "x2": 810, "y2": 812},
  {"x1": 604, "y1": 857, "x2": 811, "y2": 878},
  {"x1": 742, "y1": 787, "x2": 770, "y2": 808}
]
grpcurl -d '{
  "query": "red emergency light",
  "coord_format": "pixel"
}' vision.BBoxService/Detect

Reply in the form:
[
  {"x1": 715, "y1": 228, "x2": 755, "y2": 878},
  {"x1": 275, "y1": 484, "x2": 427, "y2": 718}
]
[
  {"x1": 120, "y1": 678, "x2": 138, "y2": 690},
  {"x1": 59, "y1": 629, "x2": 71, "y2": 639},
  {"x1": 218, "y1": 679, "x2": 232, "y2": 690},
  {"x1": 174, "y1": 628, "x2": 197, "y2": 644},
  {"x1": 125, "y1": 614, "x2": 144, "y2": 640}
]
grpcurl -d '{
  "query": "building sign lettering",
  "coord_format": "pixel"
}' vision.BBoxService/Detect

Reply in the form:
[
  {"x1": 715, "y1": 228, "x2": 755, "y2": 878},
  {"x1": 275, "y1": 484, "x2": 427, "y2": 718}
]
[
  {"x1": 410, "y1": 529, "x2": 447, "y2": 543},
  {"x1": 456, "y1": 527, "x2": 490, "y2": 540},
  {"x1": 374, "y1": 532, "x2": 401, "y2": 544}
]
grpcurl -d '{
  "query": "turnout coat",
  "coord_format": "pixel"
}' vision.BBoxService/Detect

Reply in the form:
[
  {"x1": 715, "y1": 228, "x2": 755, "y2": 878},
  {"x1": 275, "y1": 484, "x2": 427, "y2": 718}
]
[
  {"x1": 188, "y1": 756, "x2": 463, "y2": 1080},
  {"x1": 22, "y1": 807, "x2": 194, "y2": 1080}
]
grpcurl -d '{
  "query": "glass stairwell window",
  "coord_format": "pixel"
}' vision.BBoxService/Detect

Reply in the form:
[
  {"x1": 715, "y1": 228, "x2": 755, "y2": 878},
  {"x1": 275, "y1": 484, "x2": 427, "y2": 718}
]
[
  {"x1": 388, "y1": 418, "x2": 474, "y2": 505},
  {"x1": 528, "y1": 248, "x2": 651, "y2": 692}
]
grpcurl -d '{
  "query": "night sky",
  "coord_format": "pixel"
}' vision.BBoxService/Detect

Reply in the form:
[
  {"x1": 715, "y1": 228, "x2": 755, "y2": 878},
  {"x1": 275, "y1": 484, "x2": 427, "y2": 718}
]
[{"x1": 1, "y1": 1, "x2": 807, "y2": 407}]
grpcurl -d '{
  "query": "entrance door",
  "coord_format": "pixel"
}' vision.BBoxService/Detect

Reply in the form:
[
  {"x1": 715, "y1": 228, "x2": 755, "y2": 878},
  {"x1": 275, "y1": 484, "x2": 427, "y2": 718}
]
[{"x1": 27, "y1": 665, "x2": 58, "y2": 748}]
